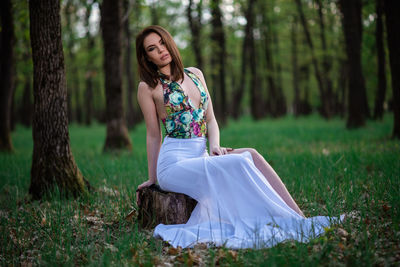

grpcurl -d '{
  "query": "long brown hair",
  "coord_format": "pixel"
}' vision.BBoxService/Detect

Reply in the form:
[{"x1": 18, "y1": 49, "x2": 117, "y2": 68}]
[{"x1": 136, "y1": 25, "x2": 184, "y2": 88}]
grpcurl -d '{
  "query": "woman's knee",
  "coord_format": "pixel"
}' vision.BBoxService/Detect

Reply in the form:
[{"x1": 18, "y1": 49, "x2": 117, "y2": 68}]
[{"x1": 242, "y1": 148, "x2": 260, "y2": 159}]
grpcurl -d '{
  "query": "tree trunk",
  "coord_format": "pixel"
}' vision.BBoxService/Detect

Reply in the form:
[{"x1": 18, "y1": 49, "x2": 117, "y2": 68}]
[
  {"x1": 295, "y1": 0, "x2": 330, "y2": 118},
  {"x1": 29, "y1": 0, "x2": 89, "y2": 199},
  {"x1": 123, "y1": 0, "x2": 136, "y2": 129},
  {"x1": 232, "y1": 4, "x2": 250, "y2": 120},
  {"x1": 260, "y1": 1, "x2": 276, "y2": 117},
  {"x1": 187, "y1": 0, "x2": 204, "y2": 71},
  {"x1": 291, "y1": 15, "x2": 301, "y2": 116},
  {"x1": 64, "y1": 0, "x2": 83, "y2": 124},
  {"x1": 384, "y1": 0, "x2": 400, "y2": 138},
  {"x1": 150, "y1": 0, "x2": 159, "y2": 25},
  {"x1": 20, "y1": 75, "x2": 33, "y2": 127},
  {"x1": 373, "y1": 0, "x2": 387, "y2": 120},
  {"x1": 246, "y1": 0, "x2": 263, "y2": 120},
  {"x1": 316, "y1": 0, "x2": 334, "y2": 116},
  {"x1": 339, "y1": 0, "x2": 369, "y2": 128},
  {"x1": 210, "y1": 0, "x2": 227, "y2": 124},
  {"x1": 0, "y1": 0, "x2": 15, "y2": 152},
  {"x1": 84, "y1": 1, "x2": 95, "y2": 126},
  {"x1": 101, "y1": 0, "x2": 132, "y2": 151},
  {"x1": 272, "y1": 17, "x2": 287, "y2": 117},
  {"x1": 338, "y1": 58, "x2": 348, "y2": 117}
]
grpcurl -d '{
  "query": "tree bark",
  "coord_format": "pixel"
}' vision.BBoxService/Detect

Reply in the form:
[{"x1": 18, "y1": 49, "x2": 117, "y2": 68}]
[
  {"x1": 232, "y1": 4, "x2": 251, "y2": 119},
  {"x1": 246, "y1": 0, "x2": 263, "y2": 120},
  {"x1": 373, "y1": 0, "x2": 387, "y2": 120},
  {"x1": 84, "y1": 1, "x2": 95, "y2": 126},
  {"x1": 271, "y1": 17, "x2": 287, "y2": 117},
  {"x1": 101, "y1": 0, "x2": 132, "y2": 151},
  {"x1": 137, "y1": 184, "x2": 197, "y2": 229},
  {"x1": 187, "y1": 0, "x2": 204, "y2": 71},
  {"x1": 64, "y1": 0, "x2": 83, "y2": 124},
  {"x1": 291, "y1": 15, "x2": 301, "y2": 116},
  {"x1": 123, "y1": 0, "x2": 136, "y2": 129},
  {"x1": 384, "y1": 0, "x2": 400, "y2": 138},
  {"x1": 29, "y1": 0, "x2": 89, "y2": 199},
  {"x1": 295, "y1": 0, "x2": 330, "y2": 118},
  {"x1": 210, "y1": 0, "x2": 227, "y2": 124},
  {"x1": 20, "y1": 75, "x2": 33, "y2": 127},
  {"x1": 260, "y1": 1, "x2": 277, "y2": 117},
  {"x1": 339, "y1": 0, "x2": 369, "y2": 128},
  {"x1": 316, "y1": 0, "x2": 334, "y2": 116},
  {"x1": 0, "y1": 0, "x2": 15, "y2": 151},
  {"x1": 338, "y1": 58, "x2": 348, "y2": 117}
]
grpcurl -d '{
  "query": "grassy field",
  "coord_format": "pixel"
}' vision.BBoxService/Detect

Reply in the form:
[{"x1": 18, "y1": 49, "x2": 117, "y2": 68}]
[{"x1": 0, "y1": 114, "x2": 399, "y2": 266}]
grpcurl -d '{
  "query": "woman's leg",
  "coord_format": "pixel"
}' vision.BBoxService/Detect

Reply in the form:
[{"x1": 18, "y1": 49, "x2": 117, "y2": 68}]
[{"x1": 229, "y1": 148, "x2": 305, "y2": 217}]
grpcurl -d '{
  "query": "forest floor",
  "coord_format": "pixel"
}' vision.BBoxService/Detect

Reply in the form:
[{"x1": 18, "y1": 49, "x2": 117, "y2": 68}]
[{"x1": 0, "y1": 114, "x2": 399, "y2": 266}]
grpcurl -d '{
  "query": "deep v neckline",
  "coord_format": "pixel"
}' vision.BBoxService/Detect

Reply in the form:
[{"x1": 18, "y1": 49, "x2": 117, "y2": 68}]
[{"x1": 173, "y1": 71, "x2": 201, "y2": 110}]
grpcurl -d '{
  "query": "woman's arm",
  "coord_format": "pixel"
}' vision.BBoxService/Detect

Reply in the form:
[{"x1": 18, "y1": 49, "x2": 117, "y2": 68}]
[
  {"x1": 137, "y1": 81, "x2": 162, "y2": 189},
  {"x1": 189, "y1": 67, "x2": 232, "y2": 156}
]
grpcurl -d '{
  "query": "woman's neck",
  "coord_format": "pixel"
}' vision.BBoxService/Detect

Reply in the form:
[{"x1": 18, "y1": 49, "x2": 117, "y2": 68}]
[{"x1": 159, "y1": 64, "x2": 171, "y2": 78}]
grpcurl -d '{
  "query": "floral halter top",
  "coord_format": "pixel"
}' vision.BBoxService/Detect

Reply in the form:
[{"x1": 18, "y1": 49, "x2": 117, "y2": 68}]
[{"x1": 160, "y1": 68, "x2": 208, "y2": 139}]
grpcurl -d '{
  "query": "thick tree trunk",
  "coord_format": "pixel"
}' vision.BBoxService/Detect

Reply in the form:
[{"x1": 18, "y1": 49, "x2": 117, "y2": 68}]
[
  {"x1": 295, "y1": 0, "x2": 330, "y2": 118},
  {"x1": 187, "y1": 0, "x2": 204, "y2": 71},
  {"x1": 384, "y1": 0, "x2": 400, "y2": 138},
  {"x1": 84, "y1": 2, "x2": 95, "y2": 126},
  {"x1": 210, "y1": 0, "x2": 227, "y2": 124},
  {"x1": 101, "y1": 0, "x2": 132, "y2": 151},
  {"x1": 0, "y1": 0, "x2": 15, "y2": 151},
  {"x1": 29, "y1": 0, "x2": 89, "y2": 199},
  {"x1": 373, "y1": 0, "x2": 387, "y2": 120},
  {"x1": 339, "y1": 0, "x2": 369, "y2": 128}
]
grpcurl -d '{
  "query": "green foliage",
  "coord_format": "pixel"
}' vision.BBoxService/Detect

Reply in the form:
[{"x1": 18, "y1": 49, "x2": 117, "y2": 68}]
[{"x1": 0, "y1": 115, "x2": 399, "y2": 265}]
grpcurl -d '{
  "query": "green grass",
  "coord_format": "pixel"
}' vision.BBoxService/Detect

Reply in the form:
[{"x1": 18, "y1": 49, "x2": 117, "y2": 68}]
[{"x1": 1, "y1": 114, "x2": 399, "y2": 266}]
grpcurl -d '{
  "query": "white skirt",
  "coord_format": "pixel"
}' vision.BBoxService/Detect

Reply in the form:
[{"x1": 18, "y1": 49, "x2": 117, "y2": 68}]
[{"x1": 154, "y1": 137, "x2": 340, "y2": 249}]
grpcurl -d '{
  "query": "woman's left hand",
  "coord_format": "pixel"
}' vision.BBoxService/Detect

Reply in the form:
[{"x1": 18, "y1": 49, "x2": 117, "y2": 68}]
[{"x1": 210, "y1": 146, "x2": 233, "y2": 156}]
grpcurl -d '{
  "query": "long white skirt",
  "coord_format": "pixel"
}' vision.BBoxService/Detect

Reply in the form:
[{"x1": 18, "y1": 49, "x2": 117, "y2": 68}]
[{"x1": 154, "y1": 137, "x2": 340, "y2": 249}]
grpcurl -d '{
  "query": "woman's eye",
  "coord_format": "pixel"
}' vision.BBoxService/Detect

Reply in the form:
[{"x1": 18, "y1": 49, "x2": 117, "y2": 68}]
[{"x1": 148, "y1": 47, "x2": 154, "y2": 51}]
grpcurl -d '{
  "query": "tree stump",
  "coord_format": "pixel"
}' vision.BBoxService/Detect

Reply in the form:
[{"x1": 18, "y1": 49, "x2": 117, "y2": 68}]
[{"x1": 137, "y1": 184, "x2": 197, "y2": 229}]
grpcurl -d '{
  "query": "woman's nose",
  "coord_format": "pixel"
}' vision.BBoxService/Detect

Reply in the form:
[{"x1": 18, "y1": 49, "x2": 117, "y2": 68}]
[{"x1": 158, "y1": 45, "x2": 165, "y2": 53}]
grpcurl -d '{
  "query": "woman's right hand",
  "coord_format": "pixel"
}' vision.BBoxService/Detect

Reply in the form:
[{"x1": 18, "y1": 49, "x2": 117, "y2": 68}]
[{"x1": 136, "y1": 179, "x2": 155, "y2": 206}]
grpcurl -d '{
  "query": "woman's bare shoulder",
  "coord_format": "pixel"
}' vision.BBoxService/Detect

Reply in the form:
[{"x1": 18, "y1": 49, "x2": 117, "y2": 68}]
[
  {"x1": 138, "y1": 81, "x2": 162, "y2": 94},
  {"x1": 186, "y1": 67, "x2": 204, "y2": 78}
]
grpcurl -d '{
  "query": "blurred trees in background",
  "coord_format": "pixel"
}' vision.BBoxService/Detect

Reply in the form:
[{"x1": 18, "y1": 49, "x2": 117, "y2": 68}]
[
  {"x1": 4, "y1": 0, "x2": 399, "y2": 139},
  {"x1": 0, "y1": 0, "x2": 15, "y2": 151},
  {"x1": 100, "y1": 0, "x2": 132, "y2": 151}
]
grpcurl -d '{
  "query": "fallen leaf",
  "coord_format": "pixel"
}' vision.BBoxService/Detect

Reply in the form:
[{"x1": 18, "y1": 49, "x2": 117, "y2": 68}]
[
  {"x1": 228, "y1": 250, "x2": 238, "y2": 260},
  {"x1": 125, "y1": 209, "x2": 137, "y2": 221},
  {"x1": 336, "y1": 228, "x2": 348, "y2": 238},
  {"x1": 104, "y1": 243, "x2": 118, "y2": 252},
  {"x1": 167, "y1": 247, "x2": 181, "y2": 255}
]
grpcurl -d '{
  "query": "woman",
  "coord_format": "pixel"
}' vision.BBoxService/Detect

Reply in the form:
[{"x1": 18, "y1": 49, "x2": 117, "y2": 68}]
[{"x1": 135, "y1": 25, "x2": 338, "y2": 249}]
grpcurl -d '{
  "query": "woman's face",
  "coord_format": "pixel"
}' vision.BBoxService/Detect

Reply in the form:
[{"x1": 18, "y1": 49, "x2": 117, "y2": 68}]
[{"x1": 143, "y1": 32, "x2": 172, "y2": 68}]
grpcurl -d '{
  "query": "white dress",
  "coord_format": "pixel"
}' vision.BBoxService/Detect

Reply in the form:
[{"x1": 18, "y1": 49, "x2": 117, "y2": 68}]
[{"x1": 153, "y1": 136, "x2": 341, "y2": 249}]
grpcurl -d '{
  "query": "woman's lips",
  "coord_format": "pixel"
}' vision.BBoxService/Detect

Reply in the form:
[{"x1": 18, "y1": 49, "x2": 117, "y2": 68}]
[{"x1": 161, "y1": 54, "x2": 170, "y2": 60}]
